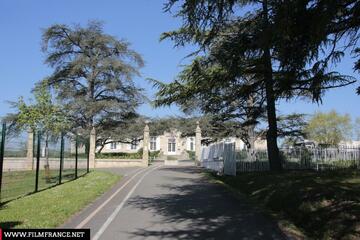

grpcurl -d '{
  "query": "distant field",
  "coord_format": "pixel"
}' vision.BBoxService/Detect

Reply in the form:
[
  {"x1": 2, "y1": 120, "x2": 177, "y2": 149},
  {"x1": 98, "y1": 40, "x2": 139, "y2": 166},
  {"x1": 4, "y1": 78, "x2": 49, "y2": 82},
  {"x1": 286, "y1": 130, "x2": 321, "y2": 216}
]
[{"x1": 211, "y1": 170, "x2": 360, "y2": 239}]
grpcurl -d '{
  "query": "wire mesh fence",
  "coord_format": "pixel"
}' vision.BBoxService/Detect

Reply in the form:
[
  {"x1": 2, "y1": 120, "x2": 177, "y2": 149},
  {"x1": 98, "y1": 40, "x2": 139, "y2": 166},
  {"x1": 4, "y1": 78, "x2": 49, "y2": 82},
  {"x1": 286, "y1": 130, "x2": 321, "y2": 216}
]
[
  {"x1": 0, "y1": 123, "x2": 90, "y2": 202},
  {"x1": 1, "y1": 128, "x2": 34, "y2": 201}
]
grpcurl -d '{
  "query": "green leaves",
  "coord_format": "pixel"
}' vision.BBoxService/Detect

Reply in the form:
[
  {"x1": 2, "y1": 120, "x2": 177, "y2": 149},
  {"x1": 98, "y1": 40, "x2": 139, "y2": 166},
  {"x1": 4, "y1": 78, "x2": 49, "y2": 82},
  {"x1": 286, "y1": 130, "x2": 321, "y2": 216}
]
[
  {"x1": 41, "y1": 21, "x2": 144, "y2": 136},
  {"x1": 14, "y1": 83, "x2": 69, "y2": 134},
  {"x1": 305, "y1": 111, "x2": 352, "y2": 147}
]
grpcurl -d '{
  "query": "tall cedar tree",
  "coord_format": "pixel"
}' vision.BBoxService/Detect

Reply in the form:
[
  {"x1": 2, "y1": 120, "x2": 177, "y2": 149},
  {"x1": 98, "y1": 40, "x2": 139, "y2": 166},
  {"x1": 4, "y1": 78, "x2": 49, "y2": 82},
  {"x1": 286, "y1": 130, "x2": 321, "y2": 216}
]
[
  {"x1": 155, "y1": 0, "x2": 357, "y2": 171},
  {"x1": 41, "y1": 21, "x2": 144, "y2": 137}
]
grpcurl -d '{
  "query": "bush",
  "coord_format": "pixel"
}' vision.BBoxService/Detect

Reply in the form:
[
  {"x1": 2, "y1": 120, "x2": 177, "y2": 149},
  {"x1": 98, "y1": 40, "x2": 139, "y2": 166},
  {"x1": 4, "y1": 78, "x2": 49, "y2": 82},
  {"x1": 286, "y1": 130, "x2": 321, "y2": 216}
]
[
  {"x1": 235, "y1": 150, "x2": 248, "y2": 161},
  {"x1": 96, "y1": 148, "x2": 161, "y2": 160},
  {"x1": 150, "y1": 150, "x2": 160, "y2": 159},
  {"x1": 95, "y1": 152, "x2": 142, "y2": 159},
  {"x1": 187, "y1": 150, "x2": 195, "y2": 161}
]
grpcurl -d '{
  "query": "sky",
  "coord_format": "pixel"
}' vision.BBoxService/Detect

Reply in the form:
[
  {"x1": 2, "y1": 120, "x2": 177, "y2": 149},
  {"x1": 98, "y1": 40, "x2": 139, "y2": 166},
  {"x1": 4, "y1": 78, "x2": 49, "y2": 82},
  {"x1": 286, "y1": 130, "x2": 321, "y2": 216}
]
[{"x1": 0, "y1": 0, "x2": 359, "y2": 122}]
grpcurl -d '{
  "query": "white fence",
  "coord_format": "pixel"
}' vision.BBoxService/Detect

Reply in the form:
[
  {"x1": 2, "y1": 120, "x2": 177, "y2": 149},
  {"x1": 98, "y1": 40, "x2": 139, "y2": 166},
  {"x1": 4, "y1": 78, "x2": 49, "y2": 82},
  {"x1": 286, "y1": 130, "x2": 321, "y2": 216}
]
[
  {"x1": 200, "y1": 142, "x2": 236, "y2": 176},
  {"x1": 236, "y1": 147, "x2": 360, "y2": 172}
]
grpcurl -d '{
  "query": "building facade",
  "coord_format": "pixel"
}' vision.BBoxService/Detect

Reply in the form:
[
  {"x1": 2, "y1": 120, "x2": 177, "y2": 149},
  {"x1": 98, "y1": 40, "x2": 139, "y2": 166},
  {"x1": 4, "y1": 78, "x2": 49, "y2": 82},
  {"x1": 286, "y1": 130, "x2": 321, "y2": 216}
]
[
  {"x1": 98, "y1": 129, "x2": 267, "y2": 156},
  {"x1": 99, "y1": 129, "x2": 197, "y2": 156}
]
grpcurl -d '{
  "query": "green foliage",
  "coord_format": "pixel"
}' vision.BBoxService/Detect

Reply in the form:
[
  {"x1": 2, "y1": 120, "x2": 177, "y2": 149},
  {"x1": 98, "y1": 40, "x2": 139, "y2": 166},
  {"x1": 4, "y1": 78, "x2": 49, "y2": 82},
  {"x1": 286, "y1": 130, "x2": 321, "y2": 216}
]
[
  {"x1": 277, "y1": 114, "x2": 307, "y2": 138},
  {"x1": 149, "y1": 116, "x2": 212, "y2": 137},
  {"x1": 11, "y1": 83, "x2": 69, "y2": 134},
  {"x1": 41, "y1": 21, "x2": 144, "y2": 136},
  {"x1": 149, "y1": 150, "x2": 161, "y2": 159},
  {"x1": 95, "y1": 148, "x2": 160, "y2": 160},
  {"x1": 186, "y1": 150, "x2": 195, "y2": 161},
  {"x1": 352, "y1": 36, "x2": 360, "y2": 95},
  {"x1": 212, "y1": 170, "x2": 360, "y2": 239},
  {"x1": 1, "y1": 169, "x2": 84, "y2": 201},
  {"x1": 306, "y1": 111, "x2": 352, "y2": 147},
  {"x1": 96, "y1": 152, "x2": 142, "y2": 159},
  {"x1": 0, "y1": 171, "x2": 120, "y2": 228},
  {"x1": 157, "y1": 0, "x2": 358, "y2": 171}
]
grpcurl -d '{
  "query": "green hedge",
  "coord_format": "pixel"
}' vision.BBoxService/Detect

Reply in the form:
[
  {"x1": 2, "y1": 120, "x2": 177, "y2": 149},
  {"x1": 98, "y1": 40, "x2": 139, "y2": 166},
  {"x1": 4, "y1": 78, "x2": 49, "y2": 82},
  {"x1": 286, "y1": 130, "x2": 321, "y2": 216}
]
[
  {"x1": 187, "y1": 150, "x2": 195, "y2": 160},
  {"x1": 96, "y1": 148, "x2": 160, "y2": 159}
]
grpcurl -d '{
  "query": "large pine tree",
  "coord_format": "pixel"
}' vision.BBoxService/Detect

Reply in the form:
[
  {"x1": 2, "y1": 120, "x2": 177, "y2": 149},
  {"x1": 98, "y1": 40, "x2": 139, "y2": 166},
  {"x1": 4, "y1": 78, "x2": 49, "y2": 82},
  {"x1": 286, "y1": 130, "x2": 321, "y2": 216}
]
[
  {"x1": 154, "y1": 0, "x2": 357, "y2": 171},
  {"x1": 42, "y1": 21, "x2": 144, "y2": 137}
]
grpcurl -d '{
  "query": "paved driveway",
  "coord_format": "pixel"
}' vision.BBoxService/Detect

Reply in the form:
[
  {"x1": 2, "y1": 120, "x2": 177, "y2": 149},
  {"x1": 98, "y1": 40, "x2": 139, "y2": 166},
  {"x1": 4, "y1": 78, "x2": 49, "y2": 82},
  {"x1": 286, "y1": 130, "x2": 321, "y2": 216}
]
[{"x1": 63, "y1": 164, "x2": 287, "y2": 240}]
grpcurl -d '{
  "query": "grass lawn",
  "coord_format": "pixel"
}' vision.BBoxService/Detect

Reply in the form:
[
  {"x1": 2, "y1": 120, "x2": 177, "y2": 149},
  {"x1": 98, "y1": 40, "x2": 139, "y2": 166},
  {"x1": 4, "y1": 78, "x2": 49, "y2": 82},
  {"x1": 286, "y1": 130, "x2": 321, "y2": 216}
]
[
  {"x1": 1, "y1": 168, "x2": 88, "y2": 201},
  {"x1": 211, "y1": 170, "x2": 360, "y2": 239},
  {"x1": 0, "y1": 171, "x2": 121, "y2": 228}
]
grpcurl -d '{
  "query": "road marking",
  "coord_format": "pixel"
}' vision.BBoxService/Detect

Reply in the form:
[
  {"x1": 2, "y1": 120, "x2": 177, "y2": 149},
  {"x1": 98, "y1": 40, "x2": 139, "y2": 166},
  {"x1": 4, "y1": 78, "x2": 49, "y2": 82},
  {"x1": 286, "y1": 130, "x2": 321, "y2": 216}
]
[
  {"x1": 124, "y1": 167, "x2": 143, "y2": 177},
  {"x1": 75, "y1": 167, "x2": 148, "y2": 229},
  {"x1": 92, "y1": 165, "x2": 162, "y2": 240}
]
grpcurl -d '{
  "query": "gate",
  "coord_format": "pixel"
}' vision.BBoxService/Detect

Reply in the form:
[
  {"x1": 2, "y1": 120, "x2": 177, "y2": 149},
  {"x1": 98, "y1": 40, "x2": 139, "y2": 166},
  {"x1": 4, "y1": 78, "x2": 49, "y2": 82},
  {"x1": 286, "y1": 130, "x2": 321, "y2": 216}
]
[{"x1": 200, "y1": 142, "x2": 236, "y2": 176}]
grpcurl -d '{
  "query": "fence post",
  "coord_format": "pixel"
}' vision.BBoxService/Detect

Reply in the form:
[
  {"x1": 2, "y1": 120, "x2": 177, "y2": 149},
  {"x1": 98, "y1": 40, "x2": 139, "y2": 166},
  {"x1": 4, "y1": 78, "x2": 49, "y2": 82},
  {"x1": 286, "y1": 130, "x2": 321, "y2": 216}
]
[
  {"x1": 195, "y1": 121, "x2": 202, "y2": 165},
  {"x1": 59, "y1": 133, "x2": 64, "y2": 184},
  {"x1": 315, "y1": 149, "x2": 319, "y2": 171},
  {"x1": 75, "y1": 136, "x2": 78, "y2": 179},
  {"x1": 27, "y1": 128, "x2": 34, "y2": 170},
  {"x1": 142, "y1": 122, "x2": 149, "y2": 167},
  {"x1": 35, "y1": 132, "x2": 41, "y2": 192},
  {"x1": 32, "y1": 130, "x2": 36, "y2": 170},
  {"x1": 89, "y1": 127, "x2": 96, "y2": 169},
  {"x1": 86, "y1": 138, "x2": 90, "y2": 173},
  {"x1": 0, "y1": 123, "x2": 6, "y2": 201}
]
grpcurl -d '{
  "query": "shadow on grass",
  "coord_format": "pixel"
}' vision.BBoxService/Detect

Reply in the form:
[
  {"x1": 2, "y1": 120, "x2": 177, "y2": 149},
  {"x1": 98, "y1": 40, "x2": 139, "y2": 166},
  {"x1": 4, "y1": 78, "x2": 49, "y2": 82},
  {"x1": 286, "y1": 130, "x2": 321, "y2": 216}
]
[
  {"x1": 0, "y1": 171, "x2": 88, "y2": 203},
  {"x1": 126, "y1": 166, "x2": 286, "y2": 240},
  {"x1": 0, "y1": 221, "x2": 23, "y2": 229},
  {"x1": 215, "y1": 170, "x2": 360, "y2": 239},
  {"x1": 46, "y1": 172, "x2": 76, "y2": 183}
]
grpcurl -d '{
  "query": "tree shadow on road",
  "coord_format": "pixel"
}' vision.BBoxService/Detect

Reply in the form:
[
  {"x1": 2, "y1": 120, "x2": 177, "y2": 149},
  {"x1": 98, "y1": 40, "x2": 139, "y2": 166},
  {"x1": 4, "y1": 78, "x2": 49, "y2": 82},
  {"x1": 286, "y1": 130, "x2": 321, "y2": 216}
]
[{"x1": 126, "y1": 166, "x2": 286, "y2": 240}]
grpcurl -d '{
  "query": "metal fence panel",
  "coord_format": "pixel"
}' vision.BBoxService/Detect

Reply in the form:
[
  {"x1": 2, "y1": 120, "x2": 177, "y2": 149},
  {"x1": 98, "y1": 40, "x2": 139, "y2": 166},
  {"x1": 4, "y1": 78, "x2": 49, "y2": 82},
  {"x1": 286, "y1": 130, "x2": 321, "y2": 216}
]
[
  {"x1": 0, "y1": 123, "x2": 90, "y2": 202},
  {"x1": 1, "y1": 130, "x2": 35, "y2": 201},
  {"x1": 76, "y1": 137, "x2": 89, "y2": 177},
  {"x1": 37, "y1": 134, "x2": 62, "y2": 190},
  {"x1": 62, "y1": 135, "x2": 76, "y2": 183}
]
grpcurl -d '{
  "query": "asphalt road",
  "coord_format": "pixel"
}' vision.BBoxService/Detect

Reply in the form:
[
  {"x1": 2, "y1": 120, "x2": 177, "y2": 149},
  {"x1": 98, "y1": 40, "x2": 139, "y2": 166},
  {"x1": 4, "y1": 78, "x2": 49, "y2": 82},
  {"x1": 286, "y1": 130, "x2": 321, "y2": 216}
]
[{"x1": 63, "y1": 164, "x2": 287, "y2": 240}]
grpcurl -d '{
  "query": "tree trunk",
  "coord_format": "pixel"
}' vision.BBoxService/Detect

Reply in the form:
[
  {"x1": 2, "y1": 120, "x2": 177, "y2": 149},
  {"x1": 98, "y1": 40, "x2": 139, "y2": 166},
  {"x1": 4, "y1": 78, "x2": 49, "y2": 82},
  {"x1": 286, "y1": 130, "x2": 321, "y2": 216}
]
[
  {"x1": 246, "y1": 96, "x2": 256, "y2": 161},
  {"x1": 97, "y1": 142, "x2": 105, "y2": 153},
  {"x1": 262, "y1": 0, "x2": 282, "y2": 171},
  {"x1": 247, "y1": 125, "x2": 256, "y2": 161}
]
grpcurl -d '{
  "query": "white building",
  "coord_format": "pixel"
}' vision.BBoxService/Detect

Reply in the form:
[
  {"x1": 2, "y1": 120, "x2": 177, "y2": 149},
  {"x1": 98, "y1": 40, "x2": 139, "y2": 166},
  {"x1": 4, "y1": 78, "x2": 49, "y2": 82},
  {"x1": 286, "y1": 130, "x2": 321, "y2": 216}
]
[
  {"x1": 99, "y1": 129, "x2": 197, "y2": 157},
  {"x1": 98, "y1": 129, "x2": 267, "y2": 156}
]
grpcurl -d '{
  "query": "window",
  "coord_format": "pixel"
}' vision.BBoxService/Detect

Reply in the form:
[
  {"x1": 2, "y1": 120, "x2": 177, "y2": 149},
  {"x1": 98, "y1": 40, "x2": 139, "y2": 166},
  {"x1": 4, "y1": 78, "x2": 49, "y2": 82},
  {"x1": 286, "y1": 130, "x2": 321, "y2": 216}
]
[
  {"x1": 190, "y1": 137, "x2": 194, "y2": 151},
  {"x1": 150, "y1": 137, "x2": 157, "y2": 150},
  {"x1": 131, "y1": 140, "x2": 138, "y2": 150},
  {"x1": 168, "y1": 138, "x2": 176, "y2": 152},
  {"x1": 110, "y1": 142, "x2": 117, "y2": 150}
]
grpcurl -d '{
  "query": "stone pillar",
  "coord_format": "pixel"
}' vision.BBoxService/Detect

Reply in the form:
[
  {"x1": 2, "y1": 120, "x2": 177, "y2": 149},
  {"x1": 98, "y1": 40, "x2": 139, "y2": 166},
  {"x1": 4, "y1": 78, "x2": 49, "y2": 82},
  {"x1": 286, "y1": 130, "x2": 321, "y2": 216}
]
[
  {"x1": 195, "y1": 121, "x2": 202, "y2": 165},
  {"x1": 142, "y1": 122, "x2": 149, "y2": 167},
  {"x1": 89, "y1": 127, "x2": 96, "y2": 168},
  {"x1": 27, "y1": 129, "x2": 34, "y2": 170}
]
